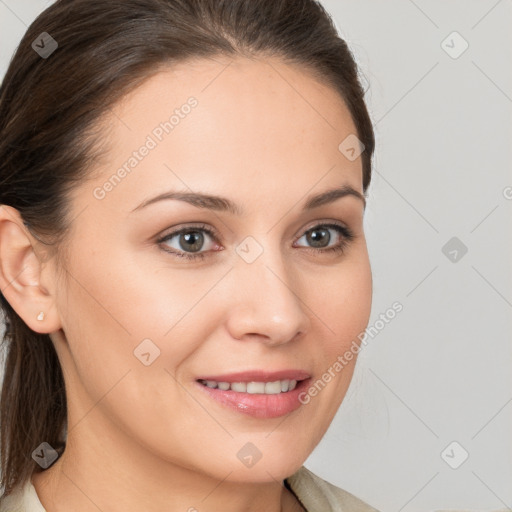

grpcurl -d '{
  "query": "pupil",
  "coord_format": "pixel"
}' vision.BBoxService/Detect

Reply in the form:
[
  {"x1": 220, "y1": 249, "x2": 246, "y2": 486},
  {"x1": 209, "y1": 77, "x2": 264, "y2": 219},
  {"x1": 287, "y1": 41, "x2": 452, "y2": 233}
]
[
  {"x1": 180, "y1": 231, "x2": 203, "y2": 252},
  {"x1": 308, "y1": 228, "x2": 330, "y2": 248}
]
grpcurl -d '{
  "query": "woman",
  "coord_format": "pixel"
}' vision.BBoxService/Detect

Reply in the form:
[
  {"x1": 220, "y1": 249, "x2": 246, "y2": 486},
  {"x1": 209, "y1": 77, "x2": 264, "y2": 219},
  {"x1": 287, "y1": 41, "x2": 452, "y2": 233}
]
[{"x1": 0, "y1": 0, "x2": 377, "y2": 510}]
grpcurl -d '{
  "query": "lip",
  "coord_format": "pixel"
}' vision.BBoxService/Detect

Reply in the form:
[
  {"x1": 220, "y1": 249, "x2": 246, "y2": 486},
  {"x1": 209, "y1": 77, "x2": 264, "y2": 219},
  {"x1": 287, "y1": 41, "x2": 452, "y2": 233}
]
[
  {"x1": 195, "y1": 369, "x2": 311, "y2": 383},
  {"x1": 195, "y1": 373, "x2": 312, "y2": 419}
]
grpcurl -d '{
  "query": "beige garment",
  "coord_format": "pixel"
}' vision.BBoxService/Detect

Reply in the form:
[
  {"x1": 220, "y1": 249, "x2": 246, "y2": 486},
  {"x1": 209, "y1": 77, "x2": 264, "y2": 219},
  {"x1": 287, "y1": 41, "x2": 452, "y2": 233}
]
[
  {"x1": 0, "y1": 475, "x2": 45, "y2": 512},
  {"x1": 285, "y1": 465, "x2": 380, "y2": 511},
  {"x1": 0, "y1": 465, "x2": 379, "y2": 512}
]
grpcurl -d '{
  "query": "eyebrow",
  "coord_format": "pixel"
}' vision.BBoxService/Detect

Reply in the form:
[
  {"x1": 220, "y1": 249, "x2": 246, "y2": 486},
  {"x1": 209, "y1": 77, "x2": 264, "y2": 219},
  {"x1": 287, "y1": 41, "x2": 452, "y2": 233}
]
[{"x1": 130, "y1": 184, "x2": 366, "y2": 215}]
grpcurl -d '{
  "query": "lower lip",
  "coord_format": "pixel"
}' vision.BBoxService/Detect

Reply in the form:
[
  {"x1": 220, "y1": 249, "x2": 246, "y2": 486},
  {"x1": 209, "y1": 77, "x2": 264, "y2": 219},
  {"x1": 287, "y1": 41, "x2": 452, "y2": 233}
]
[{"x1": 195, "y1": 378, "x2": 311, "y2": 419}]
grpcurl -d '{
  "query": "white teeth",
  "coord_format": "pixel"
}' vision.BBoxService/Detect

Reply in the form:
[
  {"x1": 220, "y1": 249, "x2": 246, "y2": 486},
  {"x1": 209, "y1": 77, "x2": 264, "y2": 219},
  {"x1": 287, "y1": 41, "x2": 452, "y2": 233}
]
[
  {"x1": 264, "y1": 381, "x2": 282, "y2": 394},
  {"x1": 247, "y1": 382, "x2": 265, "y2": 394},
  {"x1": 199, "y1": 378, "x2": 302, "y2": 394},
  {"x1": 230, "y1": 382, "x2": 247, "y2": 392}
]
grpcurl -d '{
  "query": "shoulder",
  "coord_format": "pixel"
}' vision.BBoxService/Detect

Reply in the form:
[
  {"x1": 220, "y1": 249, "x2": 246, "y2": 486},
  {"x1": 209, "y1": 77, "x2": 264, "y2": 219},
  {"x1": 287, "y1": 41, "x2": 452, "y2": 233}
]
[
  {"x1": 0, "y1": 478, "x2": 46, "y2": 512},
  {"x1": 284, "y1": 465, "x2": 380, "y2": 512}
]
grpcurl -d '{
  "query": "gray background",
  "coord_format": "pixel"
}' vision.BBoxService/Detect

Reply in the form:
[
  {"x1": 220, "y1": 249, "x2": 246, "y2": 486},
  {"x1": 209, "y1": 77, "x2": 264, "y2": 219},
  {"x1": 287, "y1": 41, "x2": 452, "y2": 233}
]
[{"x1": 1, "y1": 1, "x2": 511, "y2": 511}]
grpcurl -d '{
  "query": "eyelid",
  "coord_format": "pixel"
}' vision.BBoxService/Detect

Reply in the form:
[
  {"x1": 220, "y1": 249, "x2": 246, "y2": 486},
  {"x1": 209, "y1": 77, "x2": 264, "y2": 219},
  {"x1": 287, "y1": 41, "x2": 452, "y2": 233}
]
[
  {"x1": 155, "y1": 222, "x2": 220, "y2": 249},
  {"x1": 156, "y1": 219, "x2": 354, "y2": 259},
  {"x1": 293, "y1": 221, "x2": 354, "y2": 249},
  {"x1": 296, "y1": 218, "x2": 350, "y2": 237},
  {"x1": 156, "y1": 222, "x2": 219, "y2": 240},
  {"x1": 156, "y1": 219, "x2": 349, "y2": 242}
]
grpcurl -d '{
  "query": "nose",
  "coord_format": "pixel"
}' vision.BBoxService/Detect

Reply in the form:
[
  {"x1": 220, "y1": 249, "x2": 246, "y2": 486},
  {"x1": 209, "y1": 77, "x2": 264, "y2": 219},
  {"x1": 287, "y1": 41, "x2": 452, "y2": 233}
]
[{"x1": 225, "y1": 249, "x2": 311, "y2": 347}]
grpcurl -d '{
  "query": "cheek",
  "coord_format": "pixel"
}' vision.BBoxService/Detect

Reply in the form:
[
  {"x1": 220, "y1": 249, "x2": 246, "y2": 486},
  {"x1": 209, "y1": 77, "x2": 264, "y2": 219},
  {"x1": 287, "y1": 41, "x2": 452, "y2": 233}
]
[
  {"x1": 311, "y1": 255, "x2": 372, "y2": 348},
  {"x1": 297, "y1": 254, "x2": 371, "y2": 421},
  {"x1": 56, "y1": 248, "x2": 202, "y2": 402},
  {"x1": 57, "y1": 257, "x2": 212, "y2": 451}
]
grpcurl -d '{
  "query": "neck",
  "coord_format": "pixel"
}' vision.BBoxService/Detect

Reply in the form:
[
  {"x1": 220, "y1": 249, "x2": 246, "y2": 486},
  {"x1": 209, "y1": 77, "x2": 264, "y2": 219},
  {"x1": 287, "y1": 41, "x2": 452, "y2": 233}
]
[{"x1": 31, "y1": 415, "x2": 304, "y2": 512}]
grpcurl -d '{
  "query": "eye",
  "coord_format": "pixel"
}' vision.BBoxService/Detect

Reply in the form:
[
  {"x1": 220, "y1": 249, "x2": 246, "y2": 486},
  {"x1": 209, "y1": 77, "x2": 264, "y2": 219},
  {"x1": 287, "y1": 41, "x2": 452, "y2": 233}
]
[
  {"x1": 294, "y1": 222, "x2": 354, "y2": 255},
  {"x1": 156, "y1": 223, "x2": 220, "y2": 261},
  {"x1": 156, "y1": 221, "x2": 354, "y2": 261}
]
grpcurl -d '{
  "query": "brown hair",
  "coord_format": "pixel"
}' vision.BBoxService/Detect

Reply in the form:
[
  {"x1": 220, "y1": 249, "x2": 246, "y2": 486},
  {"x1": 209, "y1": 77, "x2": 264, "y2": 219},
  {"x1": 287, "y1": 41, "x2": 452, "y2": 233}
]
[{"x1": 0, "y1": 0, "x2": 375, "y2": 497}]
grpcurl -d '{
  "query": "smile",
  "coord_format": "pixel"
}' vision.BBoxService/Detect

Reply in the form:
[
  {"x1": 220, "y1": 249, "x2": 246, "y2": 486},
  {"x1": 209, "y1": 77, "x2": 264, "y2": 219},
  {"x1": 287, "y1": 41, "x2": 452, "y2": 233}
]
[
  {"x1": 195, "y1": 377, "x2": 311, "y2": 419},
  {"x1": 197, "y1": 378, "x2": 298, "y2": 394}
]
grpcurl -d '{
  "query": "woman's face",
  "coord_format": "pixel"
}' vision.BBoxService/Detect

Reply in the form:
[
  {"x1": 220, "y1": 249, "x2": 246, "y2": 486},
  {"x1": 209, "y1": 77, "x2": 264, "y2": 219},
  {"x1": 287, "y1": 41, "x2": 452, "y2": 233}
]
[{"x1": 47, "y1": 56, "x2": 372, "y2": 483}]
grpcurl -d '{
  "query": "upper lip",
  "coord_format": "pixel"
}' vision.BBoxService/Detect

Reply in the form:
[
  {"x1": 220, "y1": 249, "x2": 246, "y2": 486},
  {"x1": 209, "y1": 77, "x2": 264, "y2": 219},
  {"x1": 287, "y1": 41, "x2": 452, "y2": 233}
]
[{"x1": 196, "y1": 369, "x2": 311, "y2": 383}]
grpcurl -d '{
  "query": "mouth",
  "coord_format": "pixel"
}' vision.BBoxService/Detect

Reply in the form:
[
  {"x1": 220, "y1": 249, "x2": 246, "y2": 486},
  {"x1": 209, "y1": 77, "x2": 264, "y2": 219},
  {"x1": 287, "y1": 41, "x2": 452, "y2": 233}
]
[
  {"x1": 196, "y1": 378, "x2": 302, "y2": 394},
  {"x1": 194, "y1": 374, "x2": 312, "y2": 419}
]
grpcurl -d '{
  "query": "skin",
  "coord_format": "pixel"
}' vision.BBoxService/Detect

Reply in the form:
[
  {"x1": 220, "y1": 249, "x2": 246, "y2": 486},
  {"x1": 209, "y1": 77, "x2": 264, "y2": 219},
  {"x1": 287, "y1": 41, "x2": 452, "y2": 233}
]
[{"x1": 0, "y1": 55, "x2": 372, "y2": 512}]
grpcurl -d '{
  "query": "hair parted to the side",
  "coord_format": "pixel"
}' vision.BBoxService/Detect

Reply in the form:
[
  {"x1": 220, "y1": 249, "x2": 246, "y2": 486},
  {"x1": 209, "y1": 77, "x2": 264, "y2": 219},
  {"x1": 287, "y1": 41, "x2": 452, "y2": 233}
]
[{"x1": 0, "y1": 0, "x2": 375, "y2": 498}]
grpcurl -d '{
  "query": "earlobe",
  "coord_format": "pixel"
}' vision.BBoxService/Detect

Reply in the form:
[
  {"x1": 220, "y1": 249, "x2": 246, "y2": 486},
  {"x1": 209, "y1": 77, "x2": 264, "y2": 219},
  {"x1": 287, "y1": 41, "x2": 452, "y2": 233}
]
[{"x1": 0, "y1": 204, "x2": 61, "y2": 334}]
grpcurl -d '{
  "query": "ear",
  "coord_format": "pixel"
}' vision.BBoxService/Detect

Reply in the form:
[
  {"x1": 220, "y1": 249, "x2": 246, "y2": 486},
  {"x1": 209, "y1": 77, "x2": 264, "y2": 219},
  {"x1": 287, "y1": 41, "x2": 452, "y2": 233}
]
[{"x1": 0, "y1": 204, "x2": 62, "y2": 334}]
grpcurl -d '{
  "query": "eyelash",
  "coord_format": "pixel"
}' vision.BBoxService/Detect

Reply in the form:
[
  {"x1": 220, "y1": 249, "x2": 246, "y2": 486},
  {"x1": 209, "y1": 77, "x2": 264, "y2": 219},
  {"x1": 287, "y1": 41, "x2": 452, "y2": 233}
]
[{"x1": 156, "y1": 222, "x2": 354, "y2": 261}]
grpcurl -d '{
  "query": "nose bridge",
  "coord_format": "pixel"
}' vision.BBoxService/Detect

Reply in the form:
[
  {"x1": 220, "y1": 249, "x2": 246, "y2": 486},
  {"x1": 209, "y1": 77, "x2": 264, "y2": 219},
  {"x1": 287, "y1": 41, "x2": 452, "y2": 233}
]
[{"x1": 226, "y1": 235, "x2": 310, "y2": 344}]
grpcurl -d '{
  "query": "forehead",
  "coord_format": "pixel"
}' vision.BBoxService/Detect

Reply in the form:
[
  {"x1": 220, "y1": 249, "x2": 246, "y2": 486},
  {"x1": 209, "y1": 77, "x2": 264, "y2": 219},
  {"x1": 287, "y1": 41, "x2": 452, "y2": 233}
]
[{"x1": 84, "y1": 56, "x2": 363, "y2": 216}]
